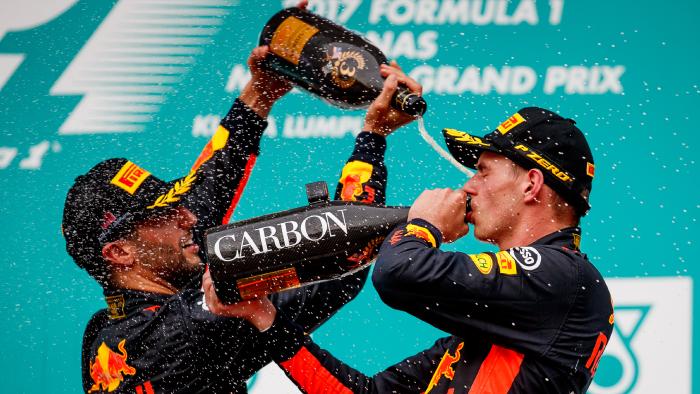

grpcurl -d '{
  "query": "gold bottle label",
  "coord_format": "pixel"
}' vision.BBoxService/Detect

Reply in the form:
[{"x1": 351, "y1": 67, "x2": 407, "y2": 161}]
[
  {"x1": 270, "y1": 16, "x2": 319, "y2": 65},
  {"x1": 236, "y1": 267, "x2": 301, "y2": 299}
]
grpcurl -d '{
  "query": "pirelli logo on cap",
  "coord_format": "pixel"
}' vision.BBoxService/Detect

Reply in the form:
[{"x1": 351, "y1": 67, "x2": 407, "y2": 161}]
[
  {"x1": 586, "y1": 162, "x2": 595, "y2": 178},
  {"x1": 497, "y1": 112, "x2": 526, "y2": 134},
  {"x1": 111, "y1": 161, "x2": 151, "y2": 194}
]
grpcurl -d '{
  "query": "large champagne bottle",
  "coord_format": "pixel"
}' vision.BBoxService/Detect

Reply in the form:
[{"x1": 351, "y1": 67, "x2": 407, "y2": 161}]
[
  {"x1": 259, "y1": 7, "x2": 427, "y2": 117},
  {"x1": 206, "y1": 182, "x2": 409, "y2": 303}
]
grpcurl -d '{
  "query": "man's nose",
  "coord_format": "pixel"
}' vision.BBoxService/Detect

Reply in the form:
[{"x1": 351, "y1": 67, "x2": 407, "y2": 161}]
[
  {"x1": 462, "y1": 178, "x2": 476, "y2": 195},
  {"x1": 177, "y1": 206, "x2": 197, "y2": 229}
]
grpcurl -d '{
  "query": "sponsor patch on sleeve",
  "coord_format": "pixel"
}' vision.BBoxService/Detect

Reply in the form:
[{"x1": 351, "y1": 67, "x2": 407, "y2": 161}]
[
  {"x1": 424, "y1": 342, "x2": 464, "y2": 393},
  {"x1": 572, "y1": 233, "x2": 581, "y2": 250},
  {"x1": 339, "y1": 160, "x2": 374, "y2": 202},
  {"x1": 106, "y1": 294, "x2": 126, "y2": 319},
  {"x1": 495, "y1": 250, "x2": 518, "y2": 275},
  {"x1": 469, "y1": 253, "x2": 494, "y2": 275},
  {"x1": 110, "y1": 161, "x2": 151, "y2": 194},
  {"x1": 404, "y1": 224, "x2": 437, "y2": 247},
  {"x1": 191, "y1": 125, "x2": 229, "y2": 173},
  {"x1": 389, "y1": 230, "x2": 404, "y2": 246},
  {"x1": 508, "y1": 247, "x2": 542, "y2": 271}
]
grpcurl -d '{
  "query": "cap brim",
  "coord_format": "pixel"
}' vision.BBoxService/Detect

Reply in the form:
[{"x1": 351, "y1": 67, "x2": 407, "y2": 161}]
[
  {"x1": 442, "y1": 128, "x2": 500, "y2": 169},
  {"x1": 98, "y1": 176, "x2": 191, "y2": 244}
]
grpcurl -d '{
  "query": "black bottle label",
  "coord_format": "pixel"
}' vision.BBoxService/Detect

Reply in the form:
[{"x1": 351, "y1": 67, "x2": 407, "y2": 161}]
[
  {"x1": 206, "y1": 200, "x2": 409, "y2": 303},
  {"x1": 324, "y1": 43, "x2": 369, "y2": 89}
]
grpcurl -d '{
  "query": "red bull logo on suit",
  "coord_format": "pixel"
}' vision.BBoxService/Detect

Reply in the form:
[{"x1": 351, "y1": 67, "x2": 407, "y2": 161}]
[{"x1": 88, "y1": 340, "x2": 136, "y2": 393}]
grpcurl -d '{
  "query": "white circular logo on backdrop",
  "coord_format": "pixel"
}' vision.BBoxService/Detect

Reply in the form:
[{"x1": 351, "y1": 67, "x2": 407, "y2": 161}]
[{"x1": 508, "y1": 247, "x2": 542, "y2": 271}]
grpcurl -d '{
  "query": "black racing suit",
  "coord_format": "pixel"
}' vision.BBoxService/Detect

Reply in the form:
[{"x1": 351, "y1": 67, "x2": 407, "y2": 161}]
[
  {"x1": 80, "y1": 99, "x2": 389, "y2": 393},
  {"x1": 271, "y1": 219, "x2": 614, "y2": 393}
]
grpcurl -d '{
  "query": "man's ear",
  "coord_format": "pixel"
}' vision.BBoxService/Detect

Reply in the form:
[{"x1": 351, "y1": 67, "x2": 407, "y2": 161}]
[
  {"x1": 523, "y1": 168, "x2": 545, "y2": 204},
  {"x1": 102, "y1": 240, "x2": 136, "y2": 267}
]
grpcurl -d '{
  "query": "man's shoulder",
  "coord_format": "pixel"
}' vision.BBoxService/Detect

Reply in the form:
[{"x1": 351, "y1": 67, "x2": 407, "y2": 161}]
[
  {"x1": 527, "y1": 243, "x2": 608, "y2": 285},
  {"x1": 81, "y1": 291, "x2": 205, "y2": 366},
  {"x1": 80, "y1": 292, "x2": 209, "y2": 394},
  {"x1": 83, "y1": 308, "x2": 110, "y2": 342},
  {"x1": 500, "y1": 244, "x2": 582, "y2": 275},
  {"x1": 82, "y1": 289, "x2": 201, "y2": 342}
]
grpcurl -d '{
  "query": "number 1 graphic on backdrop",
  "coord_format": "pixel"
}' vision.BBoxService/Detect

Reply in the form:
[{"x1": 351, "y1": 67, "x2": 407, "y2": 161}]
[
  {"x1": 0, "y1": 0, "x2": 79, "y2": 91},
  {"x1": 49, "y1": 0, "x2": 236, "y2": 135}
]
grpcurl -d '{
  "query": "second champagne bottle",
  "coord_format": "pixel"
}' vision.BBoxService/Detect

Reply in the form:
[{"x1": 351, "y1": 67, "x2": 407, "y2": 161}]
[
  {"x1": 206, "y1": 182, "x2": 410, "y2": 303},
  {"x1": 259, "y1": 7, "x2": 427, "y2": 117}
]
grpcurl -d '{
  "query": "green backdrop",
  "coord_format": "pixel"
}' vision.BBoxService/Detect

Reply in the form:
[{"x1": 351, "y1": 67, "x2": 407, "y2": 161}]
[{"x1": 1, "y1": 0, "x2": 697, "y2": 392}]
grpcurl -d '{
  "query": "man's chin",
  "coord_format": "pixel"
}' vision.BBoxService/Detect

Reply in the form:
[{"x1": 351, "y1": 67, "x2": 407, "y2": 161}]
[
  {"x1": 188, "y1": 255, "x2": 203, "y2": 267},
  {"x1": 184, "y1": 259, "x2": 204, "y2": 275},
  {"x1": 170, "y1": 259, "x2": 205, "y2": 288},
  {"x1": 172, "y1": 268, "x2": 204, "y2": 289},
  {"x1": 471, "y1": 223, "x2": 484, "y2": 240},
  {"x1": 472, "y1": 227, "x2": 496, "y2": 245}
]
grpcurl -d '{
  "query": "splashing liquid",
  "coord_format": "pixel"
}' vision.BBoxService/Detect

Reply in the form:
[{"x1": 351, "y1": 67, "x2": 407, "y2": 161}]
[{"x1": 417, "y1": 117, "x2": 474, "y2": 177}]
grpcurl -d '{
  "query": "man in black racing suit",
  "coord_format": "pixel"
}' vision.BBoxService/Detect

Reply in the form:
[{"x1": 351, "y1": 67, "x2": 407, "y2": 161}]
[
  {"x1": 205, "y1": 68, "x2": 614, "y2": 394},
  {"x1": 62, "y1": 44, "x2": 400, "y2": 393}
]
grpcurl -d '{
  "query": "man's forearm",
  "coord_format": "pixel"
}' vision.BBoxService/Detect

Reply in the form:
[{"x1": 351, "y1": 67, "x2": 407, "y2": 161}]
[{"x1": 239, "y1": 84, "x2": 277, "y2": 118}]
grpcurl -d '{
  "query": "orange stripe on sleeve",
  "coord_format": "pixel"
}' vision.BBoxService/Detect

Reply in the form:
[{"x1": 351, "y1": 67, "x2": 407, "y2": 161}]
[
  {"x1": 135, "y1": 381, "x2": 154, "y2": 394},
  {"x1": 468, "y1": 345, "x2": 524, "y2": 394},
  {"x1": 221, "y1": 154, "x2": 257, "y2": 224},
  {"x1": 279, "y1": 346, "x2": 353, "y2": 394}
]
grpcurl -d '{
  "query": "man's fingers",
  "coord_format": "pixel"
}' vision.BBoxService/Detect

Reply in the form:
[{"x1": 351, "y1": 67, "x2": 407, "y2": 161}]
[
  {"x1": 382, "y1": 61, "x2": 404, "y2": 73},
  {"x1": 247, "y1": 46, "x2": 271, "y2": 73},
  {"x1": 202, "y1": 270, "x2": 211, "y2": 288},
  {"x1": 296, "y1": 0, "x2": 308, "y2": 9},
  {"x1": 394, "y1": 70, "x2": 422, "y2": 95},
  {"x1": 452, "y1": 188, "x2": 468, "y2": 204},
  {"x1": 450, "y1": 223, "x2": 470, "y2": 243},
  {"x1": 380, "y1": 64, "x2": 406, "y2": 79},
  {"x1": 375, "y1": 74, "x2": 398, "y2": 109},
  {"x1": 380, "y1": 64, "x2": 422, "y2": 95},
  {"x1": 250, "y1": 46, "x2": 268, "y2": 62},
  {"x1": 401, "y1": 76, "x2": 422, "y2": 95},
  {"x1": 202, "y1": 271, "x2": 220, "y2": 311}
]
